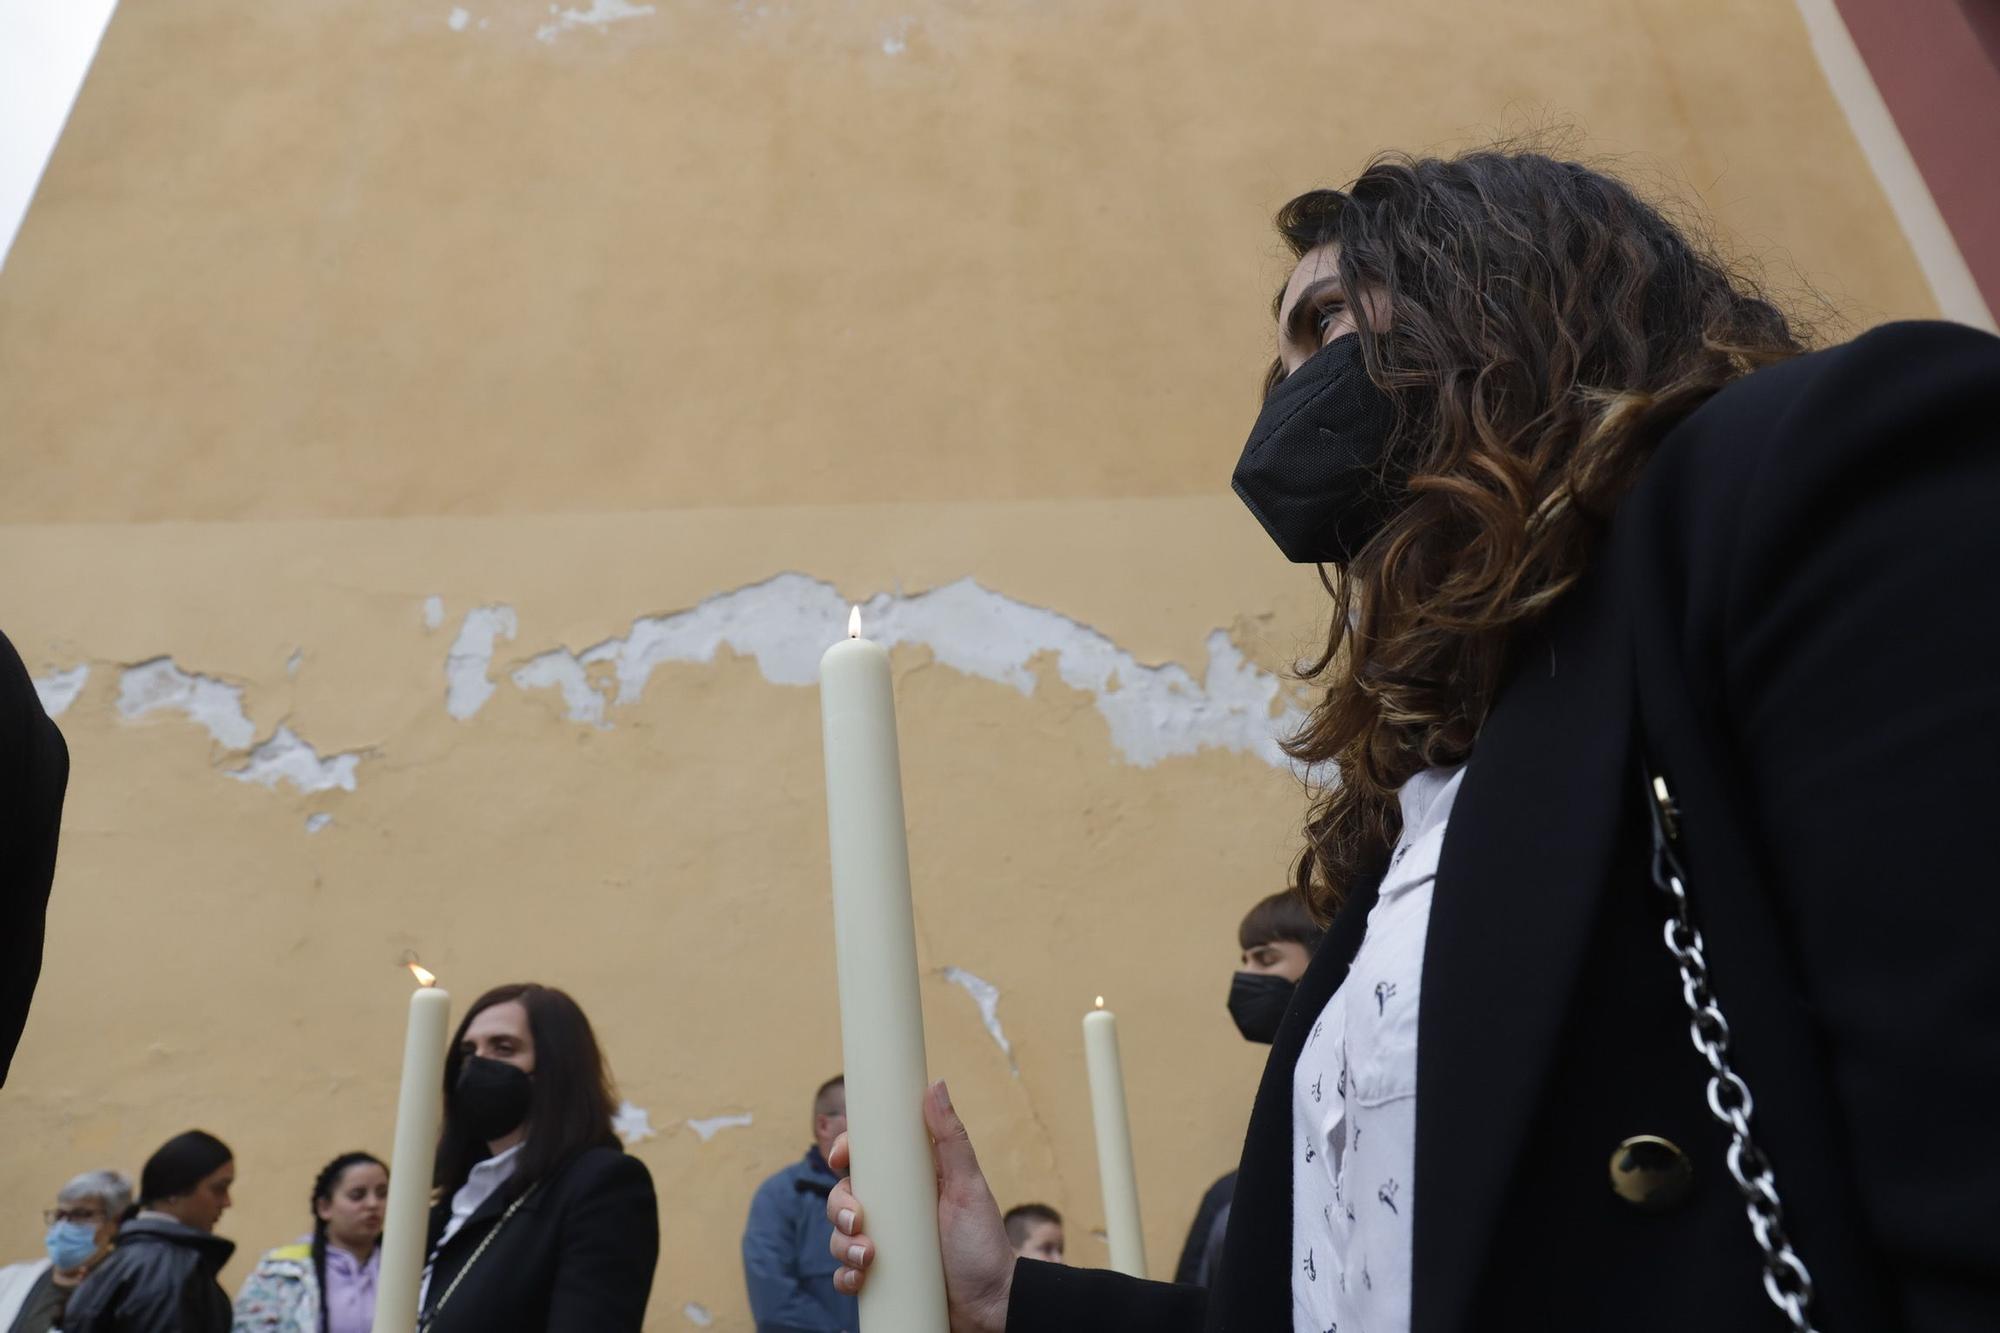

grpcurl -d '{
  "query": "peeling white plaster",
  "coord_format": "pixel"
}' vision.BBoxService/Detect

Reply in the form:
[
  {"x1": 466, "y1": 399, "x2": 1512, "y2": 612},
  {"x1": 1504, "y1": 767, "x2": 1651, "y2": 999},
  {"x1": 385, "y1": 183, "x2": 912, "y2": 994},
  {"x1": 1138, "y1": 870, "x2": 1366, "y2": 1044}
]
[
  {"x1": 941, "y1": 966, "x2": 1014, "y2": 1070},
  {"x1": 881, "y1": 17, "x2": 912, "y2": 55},
  {"x1": 686, "y1": 1111, "x2": 754, "y2": 1142},
  {"x1": 445, "y1": 606, "x2": 517, "y2": 721},
  {"x1": 423, "y1": 595, "x2": 445, "y2": 631},
  {"x1": 536, "y1": 0, "x2": 655, "y2": 42},
  {"x1": 286, "y1": 649, "x2": 303, "y2": 677},
  {"x1": 230, "y1": 726, "x2": 363, "y2": 794},
  {"x1": 116, "y1": 658, "x2": 367, "y2": 794},
  {"x1": 682, "y1": 1305, "x2": 714, "y2": 1328},
  {"x1": 611, "y1": 1100, "x2": 658, "y2": 1145},
  {"x1": 512, "y1": 650, "x2": 606, "y2": 727},
  {"x1": 117, "y1": 659, "x2": 257, "y2": 750},
  {"x1": 305, "y1": 813, "x2": 333, "y2": 834},
  {"x1": 447, "y1": 6, "x2": 470, "y2": 30},
  {"x1": 506, "y1": 574, "x2": 1303, "y2": 767},
  {"x1": 33, "y1": 665, "x2": 88, "y2": 718}
]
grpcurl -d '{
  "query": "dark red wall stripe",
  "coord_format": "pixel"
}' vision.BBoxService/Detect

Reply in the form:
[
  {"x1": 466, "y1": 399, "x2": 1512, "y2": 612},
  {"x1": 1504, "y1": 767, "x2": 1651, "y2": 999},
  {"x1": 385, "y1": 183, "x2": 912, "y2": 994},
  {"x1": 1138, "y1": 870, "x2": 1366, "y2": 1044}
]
[{"x1": 1832, "y1": 0, "x2": 2000, "y2": 315}]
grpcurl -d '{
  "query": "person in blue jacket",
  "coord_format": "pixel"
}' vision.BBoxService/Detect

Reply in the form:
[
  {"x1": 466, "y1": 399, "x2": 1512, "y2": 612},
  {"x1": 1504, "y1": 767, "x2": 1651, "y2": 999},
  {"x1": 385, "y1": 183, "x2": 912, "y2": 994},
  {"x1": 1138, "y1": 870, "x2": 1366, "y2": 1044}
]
[{"x1": 742, "y1": 1075, "x2": 855, "y2": 1333}]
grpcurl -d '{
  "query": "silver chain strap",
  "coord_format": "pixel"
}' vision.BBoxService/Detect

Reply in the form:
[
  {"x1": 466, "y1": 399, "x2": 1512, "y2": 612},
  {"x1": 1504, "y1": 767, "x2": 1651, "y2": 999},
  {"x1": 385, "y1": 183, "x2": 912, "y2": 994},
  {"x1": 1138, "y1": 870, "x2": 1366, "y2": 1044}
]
[
  {"x1": 416, "y1": 1183, "x2": 538, "y2": 1333},
  {"x1": 1647, "y1": 774, "x2": 1819, "y2": 1333}
]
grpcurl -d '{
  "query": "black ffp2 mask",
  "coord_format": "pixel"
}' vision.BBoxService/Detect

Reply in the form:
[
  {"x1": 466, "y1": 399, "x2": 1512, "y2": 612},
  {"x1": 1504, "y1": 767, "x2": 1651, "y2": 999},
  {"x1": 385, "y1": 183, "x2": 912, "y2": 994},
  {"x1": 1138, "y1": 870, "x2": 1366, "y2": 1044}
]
[
  {"x1": 1227, "y1": 970, "x2": 1297, "y2": 1045},
  {"x1": 455, "y1": 1055, "x2": 533, "y2": 1143},
  {"x1": 1232, "y1": 334, "x2": 1404, "y2": 565}
]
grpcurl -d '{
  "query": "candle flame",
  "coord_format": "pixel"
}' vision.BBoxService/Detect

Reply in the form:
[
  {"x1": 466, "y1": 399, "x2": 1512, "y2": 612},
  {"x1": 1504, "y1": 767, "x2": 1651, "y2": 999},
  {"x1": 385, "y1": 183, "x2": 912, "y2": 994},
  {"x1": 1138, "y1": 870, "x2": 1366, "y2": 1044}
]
[
  {"x1": 1095, "y1": 995, "x2": 1105, "y2": 1009},
  {"x1": 408, "y1": 963, "x2": 437, "y2": 988},
  {"x1": 848, "y1": 606, "x2": 862, "y2": 639}
]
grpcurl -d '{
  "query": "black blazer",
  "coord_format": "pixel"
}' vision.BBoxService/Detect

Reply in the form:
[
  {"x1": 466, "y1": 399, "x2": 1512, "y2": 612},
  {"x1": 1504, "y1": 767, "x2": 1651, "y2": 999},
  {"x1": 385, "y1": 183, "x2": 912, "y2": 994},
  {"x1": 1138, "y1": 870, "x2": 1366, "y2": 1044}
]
[
  {"x1": 421, "y1": 1145, "x2": 659, "y2": 1333},
  {"x1": 0, "y1": 627, "x2": 69, "y2": 1087},
  {"x1": 1008, "y1": 320, "x2": 2000, "y2": 1332}
]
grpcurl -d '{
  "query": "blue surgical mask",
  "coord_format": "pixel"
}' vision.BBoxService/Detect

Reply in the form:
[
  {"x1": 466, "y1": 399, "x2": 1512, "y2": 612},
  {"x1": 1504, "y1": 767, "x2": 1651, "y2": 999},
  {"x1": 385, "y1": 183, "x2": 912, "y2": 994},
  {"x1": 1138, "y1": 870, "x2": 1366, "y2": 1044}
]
[{"x1": 45, "y1": 1219, "x2": 99, "y2": 1270}]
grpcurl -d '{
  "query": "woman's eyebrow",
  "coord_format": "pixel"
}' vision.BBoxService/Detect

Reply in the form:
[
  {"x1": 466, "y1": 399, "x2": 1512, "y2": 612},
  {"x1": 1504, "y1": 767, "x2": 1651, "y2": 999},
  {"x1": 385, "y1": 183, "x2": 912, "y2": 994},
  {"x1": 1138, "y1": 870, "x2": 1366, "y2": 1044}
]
[{"x1": 1283, "y1": 276, "x2": 1345, "y2": 347}]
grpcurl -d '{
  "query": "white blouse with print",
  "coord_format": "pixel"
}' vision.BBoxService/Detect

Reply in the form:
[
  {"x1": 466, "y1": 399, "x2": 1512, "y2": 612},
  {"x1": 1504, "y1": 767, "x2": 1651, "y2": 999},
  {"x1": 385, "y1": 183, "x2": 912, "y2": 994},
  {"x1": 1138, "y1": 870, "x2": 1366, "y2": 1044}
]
[{"x1": 1291, "y1": 764, "x2": 1465, "y2": 1333}]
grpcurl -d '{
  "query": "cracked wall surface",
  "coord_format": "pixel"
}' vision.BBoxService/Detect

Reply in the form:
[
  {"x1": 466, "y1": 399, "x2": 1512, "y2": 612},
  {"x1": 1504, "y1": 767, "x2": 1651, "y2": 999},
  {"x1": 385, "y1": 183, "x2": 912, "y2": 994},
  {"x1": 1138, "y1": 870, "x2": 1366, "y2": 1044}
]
[
  {"x1": 0, "y1": 0, "x2": 1938, "y2": 1328},
  {"x1": 0, "y1": 501, "x2": 1316, "y2": 1330}
]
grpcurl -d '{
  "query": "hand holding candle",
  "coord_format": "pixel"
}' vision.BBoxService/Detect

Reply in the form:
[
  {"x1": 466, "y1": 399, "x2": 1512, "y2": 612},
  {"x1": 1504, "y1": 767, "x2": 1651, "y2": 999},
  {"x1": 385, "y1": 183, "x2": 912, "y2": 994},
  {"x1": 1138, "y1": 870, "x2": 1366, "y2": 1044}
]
[
  {"x1": 372, "y1": 963, "x2": 450, "y2": 1333},
  {"x1": 1083, "y1": 996, "x2": 1148, "y2": 1277},
  {"x1": 819, "y1": 607, "x2": 950, "y2": 1330}
]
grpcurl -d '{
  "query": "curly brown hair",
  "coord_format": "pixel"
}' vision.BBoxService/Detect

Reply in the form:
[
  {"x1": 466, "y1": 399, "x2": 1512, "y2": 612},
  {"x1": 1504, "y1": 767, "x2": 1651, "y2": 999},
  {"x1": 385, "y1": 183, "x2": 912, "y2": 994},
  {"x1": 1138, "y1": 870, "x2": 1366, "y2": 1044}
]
[{"x1": 1276, "y1": 150, "x2": 1806, "y2": 920}]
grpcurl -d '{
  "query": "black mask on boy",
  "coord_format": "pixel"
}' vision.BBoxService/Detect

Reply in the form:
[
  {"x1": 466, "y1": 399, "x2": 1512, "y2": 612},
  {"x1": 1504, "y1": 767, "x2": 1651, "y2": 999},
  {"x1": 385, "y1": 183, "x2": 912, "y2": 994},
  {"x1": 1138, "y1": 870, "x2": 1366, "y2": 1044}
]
[{"x1": 1227, "y1": 971, "x2": 1297, "y2": 1045}]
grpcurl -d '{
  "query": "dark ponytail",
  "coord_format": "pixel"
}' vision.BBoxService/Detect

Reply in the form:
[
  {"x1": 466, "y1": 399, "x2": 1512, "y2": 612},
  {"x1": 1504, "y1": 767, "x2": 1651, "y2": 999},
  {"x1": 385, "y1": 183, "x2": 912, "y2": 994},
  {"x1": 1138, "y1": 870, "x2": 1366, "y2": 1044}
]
[{"x1": 310, "y1": 1152, "x2": 385, "y2": 1332}]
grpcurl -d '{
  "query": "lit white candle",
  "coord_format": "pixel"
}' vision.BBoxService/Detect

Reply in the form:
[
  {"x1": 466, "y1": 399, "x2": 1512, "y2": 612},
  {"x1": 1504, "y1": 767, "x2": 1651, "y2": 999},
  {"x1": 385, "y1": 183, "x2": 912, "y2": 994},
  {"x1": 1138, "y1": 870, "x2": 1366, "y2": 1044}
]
[
  {"x1": 1083, "y1": 996, "x2": 1147, "y2": 1277},
  {"x1": 372, "y1": 964, "x2": 451, "y2": 1333},
  {"x1": 819, "y1": 606, "x2": 949, "y2": 1332}
]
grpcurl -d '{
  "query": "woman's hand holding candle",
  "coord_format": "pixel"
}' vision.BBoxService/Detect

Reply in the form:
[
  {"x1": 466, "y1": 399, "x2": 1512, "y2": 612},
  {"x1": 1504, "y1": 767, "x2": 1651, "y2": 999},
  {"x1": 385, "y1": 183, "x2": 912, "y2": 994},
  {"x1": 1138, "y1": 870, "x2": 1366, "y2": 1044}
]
[{"x1": 827, "y1": 1080, "x2": 1015, "y2": 1333}]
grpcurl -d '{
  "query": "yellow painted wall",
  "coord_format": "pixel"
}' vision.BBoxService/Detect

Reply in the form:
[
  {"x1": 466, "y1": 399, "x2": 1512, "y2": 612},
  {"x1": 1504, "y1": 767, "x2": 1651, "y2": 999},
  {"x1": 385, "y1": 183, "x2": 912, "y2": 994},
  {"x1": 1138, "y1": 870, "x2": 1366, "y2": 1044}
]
[{"x1": 0, "y1": 0, "x2": 1937, "y2": 1327}]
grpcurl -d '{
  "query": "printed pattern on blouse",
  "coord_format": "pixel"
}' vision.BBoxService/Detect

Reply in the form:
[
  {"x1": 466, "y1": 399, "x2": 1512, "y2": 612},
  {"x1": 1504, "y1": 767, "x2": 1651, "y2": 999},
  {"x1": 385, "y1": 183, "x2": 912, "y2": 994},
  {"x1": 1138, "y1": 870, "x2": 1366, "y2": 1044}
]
[{"x1": 1292, "y1": 764, "x2": 1465, "y2": 1333}]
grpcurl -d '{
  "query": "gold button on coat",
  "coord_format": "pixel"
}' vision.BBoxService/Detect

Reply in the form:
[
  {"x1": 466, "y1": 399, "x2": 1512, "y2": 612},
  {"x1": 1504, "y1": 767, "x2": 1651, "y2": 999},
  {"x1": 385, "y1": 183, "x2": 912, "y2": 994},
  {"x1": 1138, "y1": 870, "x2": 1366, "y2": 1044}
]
[{"x1": 1609, "y1": 1135, "x2": 1693, "y2": 1212}]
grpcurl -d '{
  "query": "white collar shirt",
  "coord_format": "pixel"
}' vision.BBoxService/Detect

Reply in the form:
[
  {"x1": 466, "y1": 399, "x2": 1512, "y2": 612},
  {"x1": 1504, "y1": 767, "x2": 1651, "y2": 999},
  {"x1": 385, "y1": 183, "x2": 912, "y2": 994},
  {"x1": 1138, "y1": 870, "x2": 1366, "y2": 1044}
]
[
  {"x1": 419, "y1": 1141, "x2": 522, "y2": 1310},
  {"x1": 1291, "y1": 763, "x2": 1465, "y2": 1333}
]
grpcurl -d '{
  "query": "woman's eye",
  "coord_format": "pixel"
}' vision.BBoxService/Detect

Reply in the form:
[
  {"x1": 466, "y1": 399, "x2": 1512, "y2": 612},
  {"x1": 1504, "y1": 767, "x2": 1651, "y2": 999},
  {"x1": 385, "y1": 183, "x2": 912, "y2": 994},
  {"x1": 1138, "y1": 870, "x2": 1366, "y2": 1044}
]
[{"x1": 1315, "y1": 302, "x2": 1345, "y2": 334}]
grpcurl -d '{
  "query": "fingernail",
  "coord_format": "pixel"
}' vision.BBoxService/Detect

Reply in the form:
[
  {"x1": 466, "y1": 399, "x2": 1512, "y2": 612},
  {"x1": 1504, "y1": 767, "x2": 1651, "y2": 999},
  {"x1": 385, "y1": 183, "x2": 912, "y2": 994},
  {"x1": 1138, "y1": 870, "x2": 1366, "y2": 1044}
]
[
  {"x1": 837, "y1": 1209, "x2": 855, "y2": 1234},
  {"x1": 848, "y1": 1245, "x2": 866, "y2": 1267},
  {"x1": 935, "y1": 1079, "x2": 952, "y2": 1112}
]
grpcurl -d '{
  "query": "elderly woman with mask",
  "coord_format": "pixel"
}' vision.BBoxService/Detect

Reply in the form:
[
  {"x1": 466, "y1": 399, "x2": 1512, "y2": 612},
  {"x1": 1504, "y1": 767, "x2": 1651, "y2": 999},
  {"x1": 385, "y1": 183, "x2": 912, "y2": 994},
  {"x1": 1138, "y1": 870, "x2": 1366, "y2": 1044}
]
[{"x1": 0, "y1": 1170, "x2": 133, "y2": 1333}]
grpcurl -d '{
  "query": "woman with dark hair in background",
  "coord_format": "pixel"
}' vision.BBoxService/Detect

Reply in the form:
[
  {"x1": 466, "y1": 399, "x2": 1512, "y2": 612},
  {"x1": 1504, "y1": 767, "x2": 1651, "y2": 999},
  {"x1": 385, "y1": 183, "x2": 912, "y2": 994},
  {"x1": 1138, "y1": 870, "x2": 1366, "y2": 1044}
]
[
  {"x1": 417, "y1": 982, "x2": 658, "y2": 1333},
  {"x1": 824, "y1": 148, "x2": 2000, "y2": 1331},
  {"x1": 231, "y1": 1152, "x2": 387, "y2": 1333},
  {"x1": 65, "y1": 1130, "x2": 237, "y2": 1333}
]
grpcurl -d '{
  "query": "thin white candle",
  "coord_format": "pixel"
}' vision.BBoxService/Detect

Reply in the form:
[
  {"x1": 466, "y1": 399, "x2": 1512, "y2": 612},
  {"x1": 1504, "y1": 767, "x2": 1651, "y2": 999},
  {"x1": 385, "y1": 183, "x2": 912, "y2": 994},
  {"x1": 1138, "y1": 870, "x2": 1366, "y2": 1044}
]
[
  {"x1": 1083, "y1": 996, "x2": 1147, "y2": 1277},
  {"x1": 372, "y1": 964, "x2": 451, "y2": 1333},
  {"x1": 819, "y1": 606, "x2": 949, "y2": 1331}
]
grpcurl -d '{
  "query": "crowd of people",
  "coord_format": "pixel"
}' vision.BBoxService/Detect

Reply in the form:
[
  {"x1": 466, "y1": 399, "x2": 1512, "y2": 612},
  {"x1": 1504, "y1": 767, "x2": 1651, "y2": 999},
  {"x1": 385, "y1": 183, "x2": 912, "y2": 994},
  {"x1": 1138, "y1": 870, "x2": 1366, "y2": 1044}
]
[
  {"x1": 2, "y1": 983, "x2": 658, "y2": 1333},
  {"x1": 0, "y1": 889, "x2": 1315, "y2": 1333}
]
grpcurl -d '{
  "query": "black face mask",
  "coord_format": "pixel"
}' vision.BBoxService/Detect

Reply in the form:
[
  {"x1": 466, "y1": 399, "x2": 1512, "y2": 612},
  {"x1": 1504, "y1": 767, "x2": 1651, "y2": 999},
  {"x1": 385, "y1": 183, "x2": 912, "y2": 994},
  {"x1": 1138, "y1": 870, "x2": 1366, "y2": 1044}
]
[
  {"x1": 1227, "y1": 971, "x2": 1297, "y2": 1045},
  {"x1": 455, "y1": 1056, "x2": 533, "y2": 1143},
  {"x1": 1231, "y1": 333, "x2": 1404, "y2": 565}
]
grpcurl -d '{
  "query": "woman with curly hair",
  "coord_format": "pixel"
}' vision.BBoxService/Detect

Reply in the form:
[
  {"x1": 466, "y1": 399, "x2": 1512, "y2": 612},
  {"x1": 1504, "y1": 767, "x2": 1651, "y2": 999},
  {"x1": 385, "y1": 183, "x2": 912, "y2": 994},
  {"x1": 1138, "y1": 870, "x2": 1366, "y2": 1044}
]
[
  {"x1": 231, "y1": 1152, "x2": 387, "y2": 1333},
  {"x1": 825, "y1": 149, "x2": 2000, "y2": 1332}
]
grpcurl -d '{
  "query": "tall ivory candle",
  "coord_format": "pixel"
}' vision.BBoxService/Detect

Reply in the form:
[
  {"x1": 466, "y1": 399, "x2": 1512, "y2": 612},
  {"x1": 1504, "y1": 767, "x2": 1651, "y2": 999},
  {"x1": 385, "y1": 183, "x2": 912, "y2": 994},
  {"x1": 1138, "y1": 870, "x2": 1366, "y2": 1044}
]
[
  {"x1": 372, "y1": 966, "x2": 451, "y2": 1333},
  {"x1": 819, "y1": 607, "x2": 949, "y2": 1332},
  {"x1": 1083, "y1": 997, "x2": 1148, "y2": 1278}
]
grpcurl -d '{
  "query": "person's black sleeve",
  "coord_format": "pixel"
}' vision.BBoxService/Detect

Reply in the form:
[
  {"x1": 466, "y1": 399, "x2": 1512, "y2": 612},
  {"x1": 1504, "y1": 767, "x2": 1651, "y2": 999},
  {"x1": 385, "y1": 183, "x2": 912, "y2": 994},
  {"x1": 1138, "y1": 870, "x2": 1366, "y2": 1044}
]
[
  {"x1": 0, "y1": 627, "x2": 68, "y2": 1087},
  {"x1": 1172, "y1": 1171, "x2": 1234, "y2": 1286},
  {"x1": 1721, "y1": 320, "x2": 2000, "y2": 1328},
  {"x1": 1003, "y1": 1257, "x2": 1206, "y2": 1332},
  {"x1": 545, "y1": 1150, "x2": 660, "y2": 1332}
]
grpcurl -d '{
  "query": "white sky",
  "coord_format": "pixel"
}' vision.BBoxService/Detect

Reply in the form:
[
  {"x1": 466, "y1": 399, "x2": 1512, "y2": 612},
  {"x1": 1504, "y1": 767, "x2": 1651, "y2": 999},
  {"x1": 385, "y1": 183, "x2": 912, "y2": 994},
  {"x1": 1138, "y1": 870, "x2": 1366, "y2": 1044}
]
[{"x1": 0, "y1": 0, "x2": 120, "y2": 271}]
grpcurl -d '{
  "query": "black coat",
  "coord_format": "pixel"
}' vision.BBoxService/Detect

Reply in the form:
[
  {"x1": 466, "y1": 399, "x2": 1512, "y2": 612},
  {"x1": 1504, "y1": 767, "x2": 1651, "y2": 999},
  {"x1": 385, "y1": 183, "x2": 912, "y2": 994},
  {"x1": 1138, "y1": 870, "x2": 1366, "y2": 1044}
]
[
  {"x1": 0, "y1": 627, "x2": 68, "y2": 1087},
  {"x1": 60, "y1": 1218, "x2": 234, "y2": 1333},
  {"x1": 421, "y1": 1145, "x2": 659, "y2": 1333},
  {"x1": 1007, "y1": 320, "x2": 2000, "y2": 1332}
]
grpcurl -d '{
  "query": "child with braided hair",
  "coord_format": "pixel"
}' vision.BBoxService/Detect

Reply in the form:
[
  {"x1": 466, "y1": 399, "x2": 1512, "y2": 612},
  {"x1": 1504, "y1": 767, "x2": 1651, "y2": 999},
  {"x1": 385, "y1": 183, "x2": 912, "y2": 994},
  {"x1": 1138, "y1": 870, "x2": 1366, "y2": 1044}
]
[{"x1": 231, "y1": 1152, "x2": 387, "y2": 1333}]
